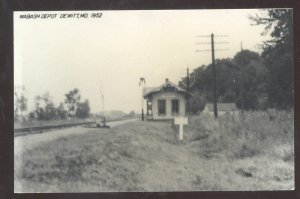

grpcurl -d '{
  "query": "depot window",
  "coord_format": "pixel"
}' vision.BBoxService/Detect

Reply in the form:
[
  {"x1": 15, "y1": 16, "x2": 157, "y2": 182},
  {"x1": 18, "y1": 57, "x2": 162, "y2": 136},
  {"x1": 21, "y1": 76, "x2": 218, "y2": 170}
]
[
  {"x1": 171, "y1": 99, "x2": 179, "y2": 114},
  {"x1": 158, "y1": 99, "x2": 166, "y2": 115}
]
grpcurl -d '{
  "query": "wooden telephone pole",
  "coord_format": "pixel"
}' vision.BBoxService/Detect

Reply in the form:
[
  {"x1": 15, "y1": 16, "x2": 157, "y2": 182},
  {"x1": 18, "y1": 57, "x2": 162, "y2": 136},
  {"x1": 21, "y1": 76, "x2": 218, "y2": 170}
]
[
  {"x1": 195, "y1": 33, "x2": 230, "y2": 118},
  {"x1": 186, "y1": 67, "x2": 190, "y2": 115},
  {"x1": 211, "y1": 33, "x2": 218, "y2": 118},
  {"x1": 240, "y1": 41, "x2": 245, "y2": 111},
  {"x1": 178, "y1": 67, "x2": 196, "y2": 115}
]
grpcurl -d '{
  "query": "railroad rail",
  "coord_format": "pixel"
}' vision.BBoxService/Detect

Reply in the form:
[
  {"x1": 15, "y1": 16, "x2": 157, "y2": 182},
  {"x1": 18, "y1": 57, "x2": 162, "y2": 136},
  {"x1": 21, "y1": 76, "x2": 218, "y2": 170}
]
[
  {"x1": 14, "y1": 121, "x2": 96, "y2": 137},
  {"x1": 14, "y1": 117, "x2": 134, "y2": 137}
]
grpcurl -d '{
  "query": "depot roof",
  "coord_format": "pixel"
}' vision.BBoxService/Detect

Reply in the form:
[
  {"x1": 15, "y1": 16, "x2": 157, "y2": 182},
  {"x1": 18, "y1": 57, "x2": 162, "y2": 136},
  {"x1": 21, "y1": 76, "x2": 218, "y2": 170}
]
[{"x1": 143, "y1": 78, "x2": 191, "y2": 98}]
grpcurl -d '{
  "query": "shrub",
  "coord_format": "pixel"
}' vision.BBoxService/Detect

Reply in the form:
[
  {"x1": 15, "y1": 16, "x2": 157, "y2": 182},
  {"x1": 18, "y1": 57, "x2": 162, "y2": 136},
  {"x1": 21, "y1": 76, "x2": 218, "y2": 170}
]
[{"x1": 189, "y1": 92, "x2": 206, "y2": 114}]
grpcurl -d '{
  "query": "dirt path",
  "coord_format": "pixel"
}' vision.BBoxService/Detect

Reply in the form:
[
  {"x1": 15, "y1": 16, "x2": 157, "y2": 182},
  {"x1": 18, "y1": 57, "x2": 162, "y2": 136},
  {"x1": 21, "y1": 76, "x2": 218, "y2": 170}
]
[{"x1": 136, "y1": 139, "x2": 215, "y2": 191}]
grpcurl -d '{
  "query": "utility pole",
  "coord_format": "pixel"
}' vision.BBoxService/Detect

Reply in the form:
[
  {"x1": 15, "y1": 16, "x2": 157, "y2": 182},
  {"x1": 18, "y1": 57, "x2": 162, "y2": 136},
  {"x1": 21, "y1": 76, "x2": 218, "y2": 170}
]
[
  {"x1": 100, "y1": 85, "x2": 105, "y2": 122},
  {"x1": 139, "y1": 77, "x2": 146, "y2": 121},
  {"x1": 195, "y1": 33, "x2": 230, "y2": 119},
  {"x1": 186, "y1": 67, "x2": 190, "y2": 115},
  {"x1": 100, "y1": 88, "x2": 104, "y2": 112},
  {"x1": 178, "y1": 67, "x2": 195, "y2": 115},
  {"x1": 211, "y1": 33, "x2": 218, "y2": 118},
  {"x1": 240, "y1": 41, "x2": 245, "y2": 111}
]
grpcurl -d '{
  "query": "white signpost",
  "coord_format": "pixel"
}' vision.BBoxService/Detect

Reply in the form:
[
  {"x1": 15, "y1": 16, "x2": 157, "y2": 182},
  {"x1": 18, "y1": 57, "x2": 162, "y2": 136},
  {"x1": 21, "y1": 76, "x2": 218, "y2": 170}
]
[{"x1": 174, "y1": 117, "x2": 188, "y2": 141}]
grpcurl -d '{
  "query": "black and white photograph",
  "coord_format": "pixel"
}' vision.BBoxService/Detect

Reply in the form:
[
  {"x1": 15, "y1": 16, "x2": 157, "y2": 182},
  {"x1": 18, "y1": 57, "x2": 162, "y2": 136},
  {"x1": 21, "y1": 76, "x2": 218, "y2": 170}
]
[{"x1": 13, "y1": 9, "x2": 294, "y2": 192}]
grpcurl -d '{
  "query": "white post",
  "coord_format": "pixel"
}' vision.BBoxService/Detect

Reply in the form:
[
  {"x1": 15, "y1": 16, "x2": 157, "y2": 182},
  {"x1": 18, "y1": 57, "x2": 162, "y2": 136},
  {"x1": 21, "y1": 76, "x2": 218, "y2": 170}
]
[
  {"x1": 179, "y1": 124, "x2": 184, "y2": 140},
  {"x1": 174, "y1": 117, "x2": 188, "y2": 141}
]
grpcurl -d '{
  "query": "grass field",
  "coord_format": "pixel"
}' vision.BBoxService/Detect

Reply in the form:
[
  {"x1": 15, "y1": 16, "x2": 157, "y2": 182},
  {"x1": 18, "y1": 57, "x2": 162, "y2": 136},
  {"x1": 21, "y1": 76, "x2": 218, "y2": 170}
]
[{"x1": 14, "y1": 110, "x2": 294, "y2": 192}]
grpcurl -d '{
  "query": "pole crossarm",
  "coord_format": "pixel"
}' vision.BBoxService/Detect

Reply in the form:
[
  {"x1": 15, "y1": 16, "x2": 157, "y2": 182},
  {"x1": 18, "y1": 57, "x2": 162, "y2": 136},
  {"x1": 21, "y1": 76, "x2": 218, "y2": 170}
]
[
  {"x1": 195, "y1": 34, "x2": 229, "y2": 38},
  {"x1": 195, "y1": 42, "x2": 229, "y2": 45},
  {"x1": 195, "y1": 49, "x2": 230, "y2": 52}
]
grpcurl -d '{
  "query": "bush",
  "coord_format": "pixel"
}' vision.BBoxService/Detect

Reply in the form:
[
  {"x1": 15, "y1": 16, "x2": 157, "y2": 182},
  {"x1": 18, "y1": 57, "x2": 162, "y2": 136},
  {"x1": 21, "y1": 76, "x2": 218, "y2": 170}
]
[{"x1": 189, "y1": 92, "x2": 206, "y2": 114}]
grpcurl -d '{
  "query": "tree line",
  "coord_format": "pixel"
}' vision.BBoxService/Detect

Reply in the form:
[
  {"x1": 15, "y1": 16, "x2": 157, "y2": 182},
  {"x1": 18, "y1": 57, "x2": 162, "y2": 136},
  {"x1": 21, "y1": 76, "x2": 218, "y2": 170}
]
[
  {"x1": 14, "y1": 88, "x2": 91, "y2": 121},
  {"x1": 181, "y1": 9, "x2": 293, "y2": 113}
]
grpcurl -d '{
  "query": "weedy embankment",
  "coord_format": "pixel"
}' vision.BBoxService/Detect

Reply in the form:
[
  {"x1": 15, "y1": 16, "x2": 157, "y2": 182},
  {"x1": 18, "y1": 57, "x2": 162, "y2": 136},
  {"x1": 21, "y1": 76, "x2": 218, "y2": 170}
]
[{"x1": 15, "y1": 110, "x2": 294, "y2": 192}]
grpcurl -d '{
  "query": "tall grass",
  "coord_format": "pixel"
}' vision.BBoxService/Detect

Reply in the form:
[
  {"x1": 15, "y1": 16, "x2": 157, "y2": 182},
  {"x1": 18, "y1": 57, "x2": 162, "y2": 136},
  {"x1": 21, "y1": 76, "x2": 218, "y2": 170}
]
[{"x1": 186, "y1": 110, "x2": 294, "y2": 160}]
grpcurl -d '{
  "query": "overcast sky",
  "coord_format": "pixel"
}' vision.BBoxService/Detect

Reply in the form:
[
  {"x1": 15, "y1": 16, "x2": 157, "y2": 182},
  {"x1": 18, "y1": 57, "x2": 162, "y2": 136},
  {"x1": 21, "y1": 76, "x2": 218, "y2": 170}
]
[{"x1": 14, "y1": 9, "x2": 270, "y2": 113}]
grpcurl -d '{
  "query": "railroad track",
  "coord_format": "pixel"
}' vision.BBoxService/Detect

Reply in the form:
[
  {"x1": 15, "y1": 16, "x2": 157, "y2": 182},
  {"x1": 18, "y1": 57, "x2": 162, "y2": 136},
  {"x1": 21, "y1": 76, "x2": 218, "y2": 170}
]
[
  {"x1": 14, "y1": 121, "x2": 96, "y2": 137},
  {"x1": 14, "y1": 118, "x2": 134, "y2": 137}
]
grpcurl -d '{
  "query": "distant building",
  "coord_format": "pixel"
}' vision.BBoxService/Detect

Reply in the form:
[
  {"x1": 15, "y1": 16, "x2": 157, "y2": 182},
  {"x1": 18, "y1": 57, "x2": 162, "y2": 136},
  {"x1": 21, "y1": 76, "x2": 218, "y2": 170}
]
[
  {"x1": 203, "y1": 103, "x2": 238, "y2": 115},
  {"x1": 143, "y1": 78, "x2": 191, "y2": 120}
]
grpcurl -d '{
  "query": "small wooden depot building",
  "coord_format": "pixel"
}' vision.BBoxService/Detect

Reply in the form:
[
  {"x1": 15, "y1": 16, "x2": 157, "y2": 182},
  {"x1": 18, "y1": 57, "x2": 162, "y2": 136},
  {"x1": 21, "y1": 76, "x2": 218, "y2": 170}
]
[{"x1": 143, "y1": 78, "x2": 191, "y2": 120}]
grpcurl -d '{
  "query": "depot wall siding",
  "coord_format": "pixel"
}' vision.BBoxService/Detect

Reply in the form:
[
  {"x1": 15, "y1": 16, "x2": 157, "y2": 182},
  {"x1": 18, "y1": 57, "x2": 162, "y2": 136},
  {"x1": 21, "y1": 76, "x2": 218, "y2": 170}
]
[{"x1": 151, "y1": 91, "x2": 186, "y2": 120}]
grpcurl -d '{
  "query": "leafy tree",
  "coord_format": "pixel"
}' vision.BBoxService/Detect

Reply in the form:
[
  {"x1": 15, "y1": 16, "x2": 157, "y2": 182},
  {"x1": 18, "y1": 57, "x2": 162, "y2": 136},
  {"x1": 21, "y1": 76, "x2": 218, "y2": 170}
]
[
  {"x1": 28, "y1": 111, "x2": 36, "y2": 120},
  {"x1": 34, "y1": 95, "x2": 45, "y2": 120},
  {"x1": 57, "y1": 103, "x2": 68, "y2": 119},
  {"x1": 233, "y1": 50, "x2": 260, "y2": 66},
  {"x1": 189, "y1": 59, "x2": 238, "y2": 104},
  {"x1": 75, "y1": 99, "x2": 90, "y2": 119},
  {"x1": 34, "y1": 92, "x2": 57, "y2": 120},
  {"x1": 233, "y1": 50, "x2": 267, "y2": 110},
  {"x1": 249, "y1": 9, "x2": 293, "y2": 109},
  {"x1": 189, "y1": 91, "x2": 206, "y2": 114},
  {"x1": 186, "y1": 50, "x2": 268, "y2": 110},
  {"x1": 249, "y1": 9, "x2": 292, "y2": 51},
  {"x1": 65, "y1": 88, "x2": 81, "y2": 118},
  {"x1": 14, "y1": 86, "x2": 27, "y2": 121},
  {"x1": 214, "y1": 59, "x2": 238, "y2": 103}
]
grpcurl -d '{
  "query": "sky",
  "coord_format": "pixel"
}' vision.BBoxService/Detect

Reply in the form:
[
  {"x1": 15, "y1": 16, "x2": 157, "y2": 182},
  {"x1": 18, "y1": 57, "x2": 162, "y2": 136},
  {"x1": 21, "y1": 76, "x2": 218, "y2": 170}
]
[{"x1": 14, "y1": 9, "x2": 270, "y2": 114}]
